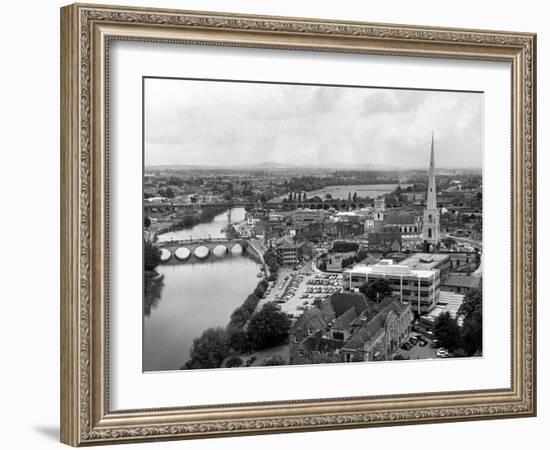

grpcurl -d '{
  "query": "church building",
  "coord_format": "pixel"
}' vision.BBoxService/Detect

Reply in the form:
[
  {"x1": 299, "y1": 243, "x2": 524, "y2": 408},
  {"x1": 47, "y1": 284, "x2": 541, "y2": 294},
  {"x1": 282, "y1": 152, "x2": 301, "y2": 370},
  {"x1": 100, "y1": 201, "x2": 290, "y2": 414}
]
[{"x1": 422, "y1": 133, "x2": 440, "y2": 246}]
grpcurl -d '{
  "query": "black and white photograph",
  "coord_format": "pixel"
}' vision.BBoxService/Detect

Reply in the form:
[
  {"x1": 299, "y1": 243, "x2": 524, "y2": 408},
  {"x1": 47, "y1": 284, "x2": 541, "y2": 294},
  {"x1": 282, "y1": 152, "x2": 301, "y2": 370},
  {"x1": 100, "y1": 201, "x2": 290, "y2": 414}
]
[{"x1": 142, "y1": 78, "x2": 483, "y2": 372}]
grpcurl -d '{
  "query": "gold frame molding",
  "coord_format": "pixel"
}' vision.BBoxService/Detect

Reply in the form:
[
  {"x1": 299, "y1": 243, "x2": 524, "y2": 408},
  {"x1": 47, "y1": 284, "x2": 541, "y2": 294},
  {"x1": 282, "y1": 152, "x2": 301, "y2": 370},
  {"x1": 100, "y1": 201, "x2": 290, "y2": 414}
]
[{"x1": 60, "y1": 3, "x2": 537, "y2": 446}]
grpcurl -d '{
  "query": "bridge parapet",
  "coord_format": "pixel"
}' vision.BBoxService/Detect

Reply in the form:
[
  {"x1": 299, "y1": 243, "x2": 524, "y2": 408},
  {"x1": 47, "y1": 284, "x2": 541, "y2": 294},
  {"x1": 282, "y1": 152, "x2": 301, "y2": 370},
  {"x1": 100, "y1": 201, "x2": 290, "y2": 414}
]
[{"x1": 158, "y1": 237, "x2": 249, "y2": 248}]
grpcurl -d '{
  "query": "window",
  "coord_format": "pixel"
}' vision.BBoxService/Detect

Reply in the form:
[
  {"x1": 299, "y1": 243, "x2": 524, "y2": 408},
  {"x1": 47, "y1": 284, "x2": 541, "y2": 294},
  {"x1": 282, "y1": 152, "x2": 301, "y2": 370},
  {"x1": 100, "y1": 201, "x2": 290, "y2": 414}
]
[
  {"x1": 428, "y1": 228, "x2": 432, "y2": 238},
  {"x1": 333, "y1": 331, "x2": 344, "y2": 340},
  {"x1": 307, "y1": 327, "x2": 313, "y2": 336}
]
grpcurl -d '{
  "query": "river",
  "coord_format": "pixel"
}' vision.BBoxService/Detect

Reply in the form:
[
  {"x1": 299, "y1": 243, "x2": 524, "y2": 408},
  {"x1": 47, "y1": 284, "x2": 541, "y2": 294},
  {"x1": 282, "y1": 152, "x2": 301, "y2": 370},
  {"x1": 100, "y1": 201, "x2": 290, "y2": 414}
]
[
  {"x1": 157, "y1": 206, "x2": 246, "y2": 242},
  {"x1": 144, "y1": 207, "x2": 261, "y2": 371}
]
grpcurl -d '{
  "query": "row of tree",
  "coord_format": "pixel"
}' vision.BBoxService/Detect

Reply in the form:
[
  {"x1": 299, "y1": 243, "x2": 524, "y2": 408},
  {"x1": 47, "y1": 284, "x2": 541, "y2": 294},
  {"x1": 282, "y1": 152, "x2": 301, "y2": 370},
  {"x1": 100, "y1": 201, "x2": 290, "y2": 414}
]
[
  {"x1": 263, "y1": 248, "x2": 280, "y2": 282},
  {"x1": 144, "y1": 239, "x2": 161, "y2": 272},
  {"x1": 433, "y1": 288, "x2": 482, "y2": 356},
  {"x1": 182, "y1": 302, "x2": 291, "y2": 370}
]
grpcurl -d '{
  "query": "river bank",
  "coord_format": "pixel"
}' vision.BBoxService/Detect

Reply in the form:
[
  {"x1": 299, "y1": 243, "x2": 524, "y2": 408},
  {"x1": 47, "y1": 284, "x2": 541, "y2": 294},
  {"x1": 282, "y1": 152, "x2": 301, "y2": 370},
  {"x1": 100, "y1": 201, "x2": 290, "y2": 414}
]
[
  {"x1": 143, "y1": 206, "x2": 264, "y2": 371},
  {"x1": 152, "y1": 205, "x2": 230, "y2": 237}
]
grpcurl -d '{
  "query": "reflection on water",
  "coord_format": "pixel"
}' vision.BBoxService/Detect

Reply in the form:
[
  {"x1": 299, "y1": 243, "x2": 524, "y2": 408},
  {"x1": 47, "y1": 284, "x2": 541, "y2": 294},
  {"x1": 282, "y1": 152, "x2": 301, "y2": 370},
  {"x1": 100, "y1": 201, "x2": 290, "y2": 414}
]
[
  {"x1": 144, "y1": 207, "x2": 259, "y2": 372},
  {"x1": 143, "y1": 275, "x2": 164, "y2": 317}
]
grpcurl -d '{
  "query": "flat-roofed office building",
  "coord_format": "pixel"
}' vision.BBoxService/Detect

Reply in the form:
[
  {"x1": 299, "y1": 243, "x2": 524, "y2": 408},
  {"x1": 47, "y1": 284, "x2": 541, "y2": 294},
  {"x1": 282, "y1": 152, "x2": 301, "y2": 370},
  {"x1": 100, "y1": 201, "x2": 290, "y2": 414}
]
[
  {"x1": 342, "y1": 260, "x2": 440, "y2": 314},
  {"x1": 399, "y1": 253, "x2": 451, "y2": 280}
]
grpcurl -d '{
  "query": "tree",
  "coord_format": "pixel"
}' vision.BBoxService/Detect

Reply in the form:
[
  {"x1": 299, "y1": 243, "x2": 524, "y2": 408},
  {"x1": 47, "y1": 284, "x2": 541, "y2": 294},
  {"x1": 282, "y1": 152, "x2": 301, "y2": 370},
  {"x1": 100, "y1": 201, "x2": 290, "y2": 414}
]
[
  {"x1": 461, "y1": 310, "x2": 482, "y2": 356},
  {"x1": 354, "y1": 249, "x2": 369, "y2": 263},
  {"x1": 458, "y1": 288, "x2": 483, "y2": 355},
  {"x1": 183, "y1": 327, "x2": 229, "y2": 370},
  {"x1": 352, "y1": 192, "x2": 358, "y2": 202},
  {"x1": 227, "y1": 329, "x2": 250, "y2": 353},
  {"x1": 325, "y1": 193, "x2": 332, "y2": 200},
  {"x1": 225, "y1": 356, "x2": 244, "y2": 368},
  {"x1": 458, "y1": 288, "x2": 482, "y2": 321},
  {"x1": 243, "y1": 293, "x2": 260, "y2": 314},
  {"x1": 348, "y1": 192, "x2": 352, "y2": 202},
  {"x1": 360, "y1": 279, "x2": 392, "y2": 303},
  {"x1": 144, "y1": 216, "x2": 151, "y2": 228},
  {"x1": 247, "y1": 303, "x2": 291, "y2": 350},
  {"x1": 143, "y1": 240, "x2": 161, "y2": 271},
  {"x1": 253, "y1": 282, "x2": 267, "y2": 300},
  {"x1": 441, "y1": 236, "x2": 456, "y2": 248},
  {"x1": 341, "y1": 256, "x2": 355, "y2": 268},
  {"x1": 263, "y1": 355, "x2": 286, "y2": 366},
  {"x1": 228, "y1": 306, "x2": 250, "y2": 330},
  {"x1": 433, "y1": 312, "x2": 461, "y2": 351}
]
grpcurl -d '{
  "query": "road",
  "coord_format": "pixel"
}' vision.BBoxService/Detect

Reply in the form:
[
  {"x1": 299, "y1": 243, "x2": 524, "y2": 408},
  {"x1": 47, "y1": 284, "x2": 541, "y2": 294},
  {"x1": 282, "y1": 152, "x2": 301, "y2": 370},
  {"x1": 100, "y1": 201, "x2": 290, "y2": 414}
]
[{"x1": 442, "y1": 232, "x2": 482, "y2": 249}]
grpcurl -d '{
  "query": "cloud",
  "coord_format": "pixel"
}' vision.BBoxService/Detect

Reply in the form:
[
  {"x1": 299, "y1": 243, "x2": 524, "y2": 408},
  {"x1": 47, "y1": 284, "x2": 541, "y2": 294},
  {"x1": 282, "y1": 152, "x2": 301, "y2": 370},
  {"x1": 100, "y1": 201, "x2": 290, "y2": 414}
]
[
  {"x1": 361, "y1": 89, "x2": 427, "y2": 116},
  {"x1": 144, "y1": 78, "x2": 483, "y2": 169}
]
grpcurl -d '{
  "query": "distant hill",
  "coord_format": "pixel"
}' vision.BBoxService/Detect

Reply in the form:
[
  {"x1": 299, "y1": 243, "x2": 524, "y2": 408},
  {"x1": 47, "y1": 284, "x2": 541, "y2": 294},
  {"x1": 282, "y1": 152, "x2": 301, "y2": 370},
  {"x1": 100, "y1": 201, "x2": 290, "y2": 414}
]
[
  {"x1": 145, "y1": 162, "x2": 402, "y2": 171},
  {"x1": 145, "y1": 162, "x2": 481, "y2": 173}
]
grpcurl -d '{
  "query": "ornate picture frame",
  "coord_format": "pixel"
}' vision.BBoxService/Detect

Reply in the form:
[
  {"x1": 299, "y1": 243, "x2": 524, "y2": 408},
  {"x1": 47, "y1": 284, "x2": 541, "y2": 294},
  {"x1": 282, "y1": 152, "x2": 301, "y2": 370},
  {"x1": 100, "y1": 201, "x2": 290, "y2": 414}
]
[{"x1": 60, "y1": 3, "x2": 536, "y2": 446}]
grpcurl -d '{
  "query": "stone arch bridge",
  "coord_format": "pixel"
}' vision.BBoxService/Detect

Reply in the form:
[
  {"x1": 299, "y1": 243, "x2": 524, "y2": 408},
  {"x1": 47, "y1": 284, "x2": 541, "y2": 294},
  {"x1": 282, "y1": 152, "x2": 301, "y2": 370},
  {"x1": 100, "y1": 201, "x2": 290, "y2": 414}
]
[{"x1": 157, "y1": 238, "x2": 254, "y2": 263}]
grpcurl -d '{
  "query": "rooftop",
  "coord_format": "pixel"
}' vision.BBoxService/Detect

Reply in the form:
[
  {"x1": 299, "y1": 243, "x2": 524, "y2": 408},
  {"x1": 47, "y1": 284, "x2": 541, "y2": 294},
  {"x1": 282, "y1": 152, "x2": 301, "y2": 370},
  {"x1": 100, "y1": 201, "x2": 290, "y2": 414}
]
[
  {"x1": 442, "y1": 274, "x2": 482, "y2": 289},
  {"x1": 344, "y1": 263, "x2": 435, "y2": 279},
  {"x1": 399, "y1": 253, "x2": 450, "y2": 271},
  {"x1": 420, "y1": 290, "x2": 466, "y2": 324},
  {"x1": 383, "y1": 213, "x2": 419, "y2": 224},
  {"x1": 328, "y1": 292, "x2": 368, "y2": 318}
]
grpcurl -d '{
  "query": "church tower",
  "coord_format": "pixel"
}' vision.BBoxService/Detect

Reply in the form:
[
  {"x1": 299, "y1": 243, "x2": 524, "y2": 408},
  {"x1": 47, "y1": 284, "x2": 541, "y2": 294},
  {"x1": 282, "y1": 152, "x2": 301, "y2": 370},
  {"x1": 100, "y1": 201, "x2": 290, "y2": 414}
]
[{"x1": 422, "y1": 133, "x2": 440, "y2": 245}]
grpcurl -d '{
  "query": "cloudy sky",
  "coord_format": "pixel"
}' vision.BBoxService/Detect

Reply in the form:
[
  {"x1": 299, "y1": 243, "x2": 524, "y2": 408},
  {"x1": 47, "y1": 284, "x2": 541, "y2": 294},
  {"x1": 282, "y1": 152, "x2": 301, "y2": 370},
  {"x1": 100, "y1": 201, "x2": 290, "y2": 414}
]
[{"x1": 144, "y1": 77, "x2": 483, "y2": 169}]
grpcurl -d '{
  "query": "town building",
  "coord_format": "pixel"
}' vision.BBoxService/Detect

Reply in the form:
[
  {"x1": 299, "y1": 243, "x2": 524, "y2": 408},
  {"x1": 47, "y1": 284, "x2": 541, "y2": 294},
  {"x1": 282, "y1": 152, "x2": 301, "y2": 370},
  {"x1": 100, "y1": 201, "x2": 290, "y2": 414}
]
[
  {"x1": 294, "y1": 222, "x2": 324, "y2": 242},
  {"x1": 325, "y1": 220, "x2": 365, "y2": 240},
  {"x1": 419, "y1": 290, "x2": 465, "y2": 330},
  {"x1": 399, "y1": 253, "x2": 451, "y2": 280},
  {"x1": 274, "y1": 236, "x2": 300, "y2": 266},
  {"x1": 363, "y1": 213, "x2": 375, "y2": 232},
  {"x1": 367, "y1": 231, "x2": 402, "y2": 252},
  {"x1": 374, "y1": 196, "x2": 386, "y2": 221},
  {"x1": 342, "y1": 260, "x2": 440, "y2": 314},
  {"x1": 341, "y1": 299, "x2": 412, "y2": 362},
  {"x1": 422, "y1": 133, "x2": 441, "y2": 246},
  {"x1": 382, "y1": 213, "x2": 422, "y2": 234},
  {"x1": 289, "y1": 293, "x2": 412, "y2": 365},
  {"x1": 402, "y1": 192, "x2": 426, "y2": 204},
  {"x1": 441, "y1": 274, "x2": 482, "y2": 294},
  {"x1": 291, "y1": 208, "x2": 328, "y2": 226}
]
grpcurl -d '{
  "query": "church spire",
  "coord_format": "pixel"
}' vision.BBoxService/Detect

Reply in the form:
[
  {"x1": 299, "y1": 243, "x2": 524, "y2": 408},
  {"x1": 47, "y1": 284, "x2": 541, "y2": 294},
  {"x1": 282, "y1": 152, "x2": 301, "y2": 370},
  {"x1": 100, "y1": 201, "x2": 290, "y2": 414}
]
[
  {"x1": 422, "y1": 132, "x2": 440, "y2": 246},
  {"x1": 426, "y1": 132, "x2": 437, "y2": 211}
]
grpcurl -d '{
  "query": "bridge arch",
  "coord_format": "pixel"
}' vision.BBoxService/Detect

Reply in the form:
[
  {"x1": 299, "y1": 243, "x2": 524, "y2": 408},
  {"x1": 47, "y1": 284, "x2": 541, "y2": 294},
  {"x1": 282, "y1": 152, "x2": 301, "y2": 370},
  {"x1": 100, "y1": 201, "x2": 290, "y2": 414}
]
[
  {"x1": 212, "y1": 244, "x2": 229, "y2": 257},
  {"x1": 194, "y1": 245, "x2": 210, "y2": 259},
  {"x1": 174, "y1": 247, "x2": 191, "y2": 261},
  {"x1": 231, "y1": 243, "x2": 244, "y2": 254},
  {"x1": 159, "y1": 248, "x2": 172, "y2": 262}
]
